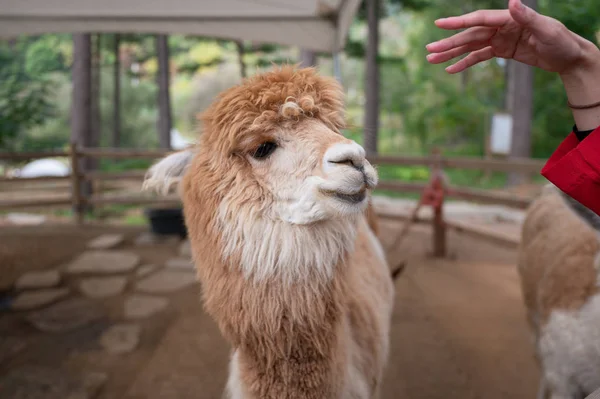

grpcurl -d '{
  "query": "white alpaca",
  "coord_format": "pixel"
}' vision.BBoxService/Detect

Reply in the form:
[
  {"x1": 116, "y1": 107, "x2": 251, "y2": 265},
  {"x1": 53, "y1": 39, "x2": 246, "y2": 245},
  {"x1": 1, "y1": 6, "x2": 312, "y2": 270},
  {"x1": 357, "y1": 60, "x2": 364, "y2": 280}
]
[
  {"x1": 143, "y1": 66, "x2": 395, "y2": 399},
  {"x1": 518, "y1": 184, "x2": 600, "y2": 399}
]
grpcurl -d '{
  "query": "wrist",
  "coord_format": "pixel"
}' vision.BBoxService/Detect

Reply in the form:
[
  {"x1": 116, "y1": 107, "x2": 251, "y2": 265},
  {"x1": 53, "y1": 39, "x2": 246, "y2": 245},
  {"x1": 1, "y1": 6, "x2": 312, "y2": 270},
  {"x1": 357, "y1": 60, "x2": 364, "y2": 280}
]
[
  {"x1": 559, "y1": 39, "x2": 600, "y2": 93},
  {"x1": 560, "y1": 40, "x2": 600, "y2": 131}
]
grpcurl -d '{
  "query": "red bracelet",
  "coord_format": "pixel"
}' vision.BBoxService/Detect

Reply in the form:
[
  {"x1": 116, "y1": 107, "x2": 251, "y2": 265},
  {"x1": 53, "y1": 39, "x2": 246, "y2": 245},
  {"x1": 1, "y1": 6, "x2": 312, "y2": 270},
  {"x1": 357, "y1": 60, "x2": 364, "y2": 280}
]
[{"x1": 568, "y1": 99, "x2": 600, "y2": 109}]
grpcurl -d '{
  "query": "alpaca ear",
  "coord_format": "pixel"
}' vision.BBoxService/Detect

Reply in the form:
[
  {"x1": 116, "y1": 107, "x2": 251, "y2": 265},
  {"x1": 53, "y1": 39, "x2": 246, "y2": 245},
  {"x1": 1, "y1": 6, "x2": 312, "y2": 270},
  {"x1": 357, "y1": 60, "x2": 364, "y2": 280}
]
[{"x1": 142, "y1": 147, "x2": 196, "y2": 196}]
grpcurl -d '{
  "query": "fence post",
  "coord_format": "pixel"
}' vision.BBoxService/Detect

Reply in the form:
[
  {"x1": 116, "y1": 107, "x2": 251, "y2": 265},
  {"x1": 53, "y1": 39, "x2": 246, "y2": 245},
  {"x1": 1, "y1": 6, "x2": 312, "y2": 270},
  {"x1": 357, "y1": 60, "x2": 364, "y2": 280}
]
[
  {"x1": 70, "y1": 142, "x2": 84, "y2": 224},
  {"x1": 431, "y1": 148, "x2": 447, "y2": 258}
]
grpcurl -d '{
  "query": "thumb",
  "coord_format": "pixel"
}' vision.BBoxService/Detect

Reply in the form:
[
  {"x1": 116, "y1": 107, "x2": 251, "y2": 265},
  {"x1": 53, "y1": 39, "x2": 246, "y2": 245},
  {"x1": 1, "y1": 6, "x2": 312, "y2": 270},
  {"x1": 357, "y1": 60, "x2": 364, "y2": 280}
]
[{"x1": 509, "y1": 0, "x2": 538, "y2": 27}]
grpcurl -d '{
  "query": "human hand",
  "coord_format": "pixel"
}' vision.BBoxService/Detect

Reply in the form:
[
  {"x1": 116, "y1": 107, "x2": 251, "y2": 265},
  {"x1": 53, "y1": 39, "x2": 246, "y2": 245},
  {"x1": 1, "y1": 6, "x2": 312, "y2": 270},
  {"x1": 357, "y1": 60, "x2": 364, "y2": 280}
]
[{"x1": 425, "y1": 0, "x2": 597, "y2": 76}]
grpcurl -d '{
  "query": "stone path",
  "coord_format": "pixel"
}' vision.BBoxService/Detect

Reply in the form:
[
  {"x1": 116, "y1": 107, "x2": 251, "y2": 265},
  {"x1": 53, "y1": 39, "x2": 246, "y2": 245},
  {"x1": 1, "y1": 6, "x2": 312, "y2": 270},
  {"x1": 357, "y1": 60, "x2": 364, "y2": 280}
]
[
  {"x1": 0, "y1": 365, "x2": 107, "y2": 399},
  {"x1": 15, "y1": 270, "x2": 61, "y2": 290},
  {"x1": 134, "y1": 232, "x2": 179, "y2": 247},
  {"x1": 136, "y1": 264, "x2": 159, "y2": 278},
  {"x1": 79, "y1": 276, "x2": 128, "y2": 298},
  {"x1": 65, "y1": 250, "x2": 140, "y2": 275},
  {"x1": 100, "y1": 323, "x2": 141, "y2": 354},
  {"x1": 25, "y1": 298, "x2": 105, "y2": 333},
  {"x1": 86, "y1": 234, "x2": 125, "y2": 250},
  {"x1": 124, "y1": 294, "x2": 169, "y2": 319},
  {"x1": 135, "y1": 270, "x2": 197, "y2": 294},
  {"x1": 3, "y1": 231, "x2": 199, "y2": 397},
  {"x1": 11, "y1": 288, "x2": 70, "y2": 311},
  {"x1": 165, "y1": 257, "x2": 194, "y2": 270}
]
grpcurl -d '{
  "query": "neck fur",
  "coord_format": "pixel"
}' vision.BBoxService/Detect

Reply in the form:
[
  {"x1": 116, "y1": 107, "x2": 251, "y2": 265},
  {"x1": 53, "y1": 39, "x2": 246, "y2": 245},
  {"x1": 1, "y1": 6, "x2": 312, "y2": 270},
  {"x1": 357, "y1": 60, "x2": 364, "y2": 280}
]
[{"x1": 217, "y1": 200, "x2": 358, "y2": 284}]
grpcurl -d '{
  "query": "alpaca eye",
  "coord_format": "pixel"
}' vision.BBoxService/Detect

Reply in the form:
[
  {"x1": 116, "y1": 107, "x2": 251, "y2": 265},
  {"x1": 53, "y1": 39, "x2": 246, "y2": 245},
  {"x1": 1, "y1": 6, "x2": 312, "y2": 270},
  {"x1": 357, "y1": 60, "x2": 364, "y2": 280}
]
[{"x1": 252, "y1": 142, "x2": 277, "y2": 159}]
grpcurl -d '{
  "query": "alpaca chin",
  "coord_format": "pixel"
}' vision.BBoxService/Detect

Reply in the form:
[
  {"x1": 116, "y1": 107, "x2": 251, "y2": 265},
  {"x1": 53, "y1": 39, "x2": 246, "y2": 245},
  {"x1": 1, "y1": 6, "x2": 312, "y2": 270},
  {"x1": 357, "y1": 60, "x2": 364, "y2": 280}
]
[{"x1": 217, "y1": 197, "x2": 358, "y2": 283}]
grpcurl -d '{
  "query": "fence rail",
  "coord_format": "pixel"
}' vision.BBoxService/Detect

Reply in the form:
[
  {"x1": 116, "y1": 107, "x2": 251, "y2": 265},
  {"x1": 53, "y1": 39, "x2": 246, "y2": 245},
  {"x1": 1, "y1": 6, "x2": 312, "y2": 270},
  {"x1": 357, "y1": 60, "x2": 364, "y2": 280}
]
[{"x1": 0, "y1": 145, "x2": 544, "y2": 235}]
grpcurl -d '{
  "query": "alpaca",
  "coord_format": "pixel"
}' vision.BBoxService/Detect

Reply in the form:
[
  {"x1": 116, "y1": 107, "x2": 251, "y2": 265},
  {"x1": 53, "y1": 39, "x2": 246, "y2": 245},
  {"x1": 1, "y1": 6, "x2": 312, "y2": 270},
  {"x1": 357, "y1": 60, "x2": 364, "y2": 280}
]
[
  {"x1": 143, "y1": 66, "x2": 395, "y2": 399},
  {"x1": 518, "y1": 184, "x2": 600, "y2": 399}
]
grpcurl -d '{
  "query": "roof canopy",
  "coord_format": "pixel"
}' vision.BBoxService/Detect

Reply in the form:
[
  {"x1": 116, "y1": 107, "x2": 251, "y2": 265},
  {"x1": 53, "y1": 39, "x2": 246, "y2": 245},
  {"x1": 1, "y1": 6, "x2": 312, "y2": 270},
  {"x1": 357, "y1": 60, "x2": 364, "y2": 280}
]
[{"x1": 0, "y1": 0, "x2": 360, "y2": 52}]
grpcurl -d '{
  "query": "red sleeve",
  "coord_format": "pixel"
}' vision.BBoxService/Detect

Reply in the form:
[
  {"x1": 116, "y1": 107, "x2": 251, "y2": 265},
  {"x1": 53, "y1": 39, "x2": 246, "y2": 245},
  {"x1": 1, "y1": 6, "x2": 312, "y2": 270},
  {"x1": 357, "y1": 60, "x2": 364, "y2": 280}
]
[{"x1": 541, "y1": 126, "x2": 600, "y2": 215}]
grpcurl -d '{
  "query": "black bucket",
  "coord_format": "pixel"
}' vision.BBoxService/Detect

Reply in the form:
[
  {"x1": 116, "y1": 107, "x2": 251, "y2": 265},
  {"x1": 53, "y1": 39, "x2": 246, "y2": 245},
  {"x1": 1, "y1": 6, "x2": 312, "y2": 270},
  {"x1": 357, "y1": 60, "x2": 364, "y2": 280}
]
[{"x1": 144, "y1": 207, "x2": 187, "y2": 238}]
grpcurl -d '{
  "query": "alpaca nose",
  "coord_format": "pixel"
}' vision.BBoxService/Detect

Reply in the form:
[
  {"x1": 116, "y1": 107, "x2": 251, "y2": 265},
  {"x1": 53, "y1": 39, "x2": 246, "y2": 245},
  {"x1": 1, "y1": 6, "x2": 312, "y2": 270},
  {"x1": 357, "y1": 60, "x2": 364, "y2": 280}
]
[{"x1": 324, "y1": 142, "x2": 366, "y2": 172}]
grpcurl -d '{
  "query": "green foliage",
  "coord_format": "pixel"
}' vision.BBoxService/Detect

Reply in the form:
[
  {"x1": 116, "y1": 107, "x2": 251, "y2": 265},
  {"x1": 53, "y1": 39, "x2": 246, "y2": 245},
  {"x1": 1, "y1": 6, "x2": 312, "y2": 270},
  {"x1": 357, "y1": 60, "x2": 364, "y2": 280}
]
[
  {"x1": 2, "y1": 0, "x2": 599, "y2": 172},
  {"x1": 0, "y1": 38, "x2": 57, "y2": 151}
]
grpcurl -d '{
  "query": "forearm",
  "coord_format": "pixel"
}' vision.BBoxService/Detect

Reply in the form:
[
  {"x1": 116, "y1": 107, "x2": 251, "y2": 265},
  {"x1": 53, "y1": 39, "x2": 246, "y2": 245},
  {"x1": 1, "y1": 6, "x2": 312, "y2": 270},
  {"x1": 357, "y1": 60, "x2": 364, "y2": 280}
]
[{"x1": 560, "y1": 38, "x2": 600, "y2": 131}]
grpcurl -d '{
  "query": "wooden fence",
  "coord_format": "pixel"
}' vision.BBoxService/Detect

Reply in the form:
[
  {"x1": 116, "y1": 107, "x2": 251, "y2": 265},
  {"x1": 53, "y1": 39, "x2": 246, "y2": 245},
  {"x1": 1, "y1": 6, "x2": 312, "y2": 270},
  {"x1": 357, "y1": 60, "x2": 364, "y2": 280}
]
[
  {"x1": 0, "y1": 144, "x2": 179, "y2": 223},
  {"x1": 0, "y1": 145, "x2": 546, "y2": 248}
]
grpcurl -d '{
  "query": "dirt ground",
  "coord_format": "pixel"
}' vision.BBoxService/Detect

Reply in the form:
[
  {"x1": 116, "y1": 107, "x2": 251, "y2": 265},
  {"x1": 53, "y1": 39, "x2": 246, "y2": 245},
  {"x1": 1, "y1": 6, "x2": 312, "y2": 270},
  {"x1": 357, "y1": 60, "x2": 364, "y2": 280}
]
[{"x1": 0, "y1": 219, "x2": 539, "y2": 399}]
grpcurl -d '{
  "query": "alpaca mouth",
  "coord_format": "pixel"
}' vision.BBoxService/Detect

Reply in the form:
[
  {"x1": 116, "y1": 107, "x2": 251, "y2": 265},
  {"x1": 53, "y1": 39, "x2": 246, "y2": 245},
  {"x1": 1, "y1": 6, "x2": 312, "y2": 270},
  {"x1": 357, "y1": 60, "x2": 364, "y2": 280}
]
[
  {"x1": 335, "y1": 190, "x2": 366, "y2": 204},
  {"x1": 321, "y1": 188, "x2": 367, "y2": 204}
]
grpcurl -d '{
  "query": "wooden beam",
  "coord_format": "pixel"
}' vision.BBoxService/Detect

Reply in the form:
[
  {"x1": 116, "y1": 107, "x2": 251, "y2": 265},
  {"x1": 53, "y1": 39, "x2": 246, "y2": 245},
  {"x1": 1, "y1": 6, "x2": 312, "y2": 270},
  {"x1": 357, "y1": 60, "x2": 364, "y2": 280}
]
[
  {"x1": 368, "y1": 154, "x2": 545, "y2": 173},
  {"x1": 88, "y1": 194, "x2": 180, "y2": 206},
  {"x1": 0, "y1": 198, "x2": 72, "y2": 210},
  {"x1": 0, "y1": 151, "x2": 69, "y2": 161},
  {"x1": 0, "y1": 176, "x2": 70, "y2": 183},
  {"x1": 79, "y1": 148, "x2": 169, "y2": 159},
  {"x1": 445, "y1": 219, "x2": 520, "y2": 248},
  {"x1": 375, "y1": 181, "x2": 427, "y2": 193},
  {"x1": 449, "y1": 186, "x2": 531, "y2": 209},
  {"x1": 83, "y1": 170, "x2": 146, "y2": 181}
]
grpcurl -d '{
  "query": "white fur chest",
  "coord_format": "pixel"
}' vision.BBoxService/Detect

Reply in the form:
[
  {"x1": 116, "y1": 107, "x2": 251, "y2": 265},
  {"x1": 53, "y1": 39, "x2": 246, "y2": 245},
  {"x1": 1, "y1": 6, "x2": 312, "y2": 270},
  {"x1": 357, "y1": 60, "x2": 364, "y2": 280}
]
[{"x1": 539, "y1": 293, "x2": 600, "y2": 395}]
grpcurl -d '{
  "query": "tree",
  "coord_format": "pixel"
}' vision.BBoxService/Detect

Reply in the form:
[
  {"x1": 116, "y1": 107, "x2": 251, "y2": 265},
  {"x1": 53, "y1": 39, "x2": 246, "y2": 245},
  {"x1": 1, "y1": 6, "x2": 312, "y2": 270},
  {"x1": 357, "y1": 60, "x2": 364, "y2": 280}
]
[
  {"x1": 507, "y1": 0, "x2": 537, "y2": 186},
  {"x1": 236, "y1": 40, "x2": 247, "y2": 78},
  {"x1": 71, "y1": 33, "x2": 93, "y2": 204},
  {"x1": 299, "y1": 49, "x2": 317, "y2": 68},
  {"x1": 363, "y1": 0, "x2": 380, "y2": 155},
  {"x1": 113, "y1": 34, "x2": 121, "y2": 147},
  {"x1": 155, "y1": 34, "x2": 172, "y2": 149}
]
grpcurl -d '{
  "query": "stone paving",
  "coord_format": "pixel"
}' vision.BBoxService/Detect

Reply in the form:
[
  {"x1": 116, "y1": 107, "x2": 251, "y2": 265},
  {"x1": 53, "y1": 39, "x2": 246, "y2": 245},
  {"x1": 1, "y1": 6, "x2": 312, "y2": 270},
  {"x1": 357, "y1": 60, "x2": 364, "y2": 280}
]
[
  {"x1": 135, "y1": 269, "x2": 196, "y2": 294},
  {"x1": 79, "y1": 276, "x2": 128, "y2": 298},
  {"x1": 100, "y1": 323, "x2": 141, "y2": 354},
  {"x1": 15, "y1": 270, "x2": 61, "y2": 289},
  {"x1": 25, "y1": 297, "x2": 105, "y2": 333},
  {"x1": 65, "y1": 250, "x2": 140, "y2": 275},
  {"x1": 1, "y1": 230, "x2": 198, "y2": 398},
  {"x1": 11, "y1": 287, "x2": 70, "y2": 311},
  {"x1": 86, "y1": 234, "x2": 125, "y2": 250},
  {"x1": 0, "y1": 365, "x2": 107, "y2": 399},
  {"x1": 124, "y1": 294, "x2": 169, "y2": 319}
]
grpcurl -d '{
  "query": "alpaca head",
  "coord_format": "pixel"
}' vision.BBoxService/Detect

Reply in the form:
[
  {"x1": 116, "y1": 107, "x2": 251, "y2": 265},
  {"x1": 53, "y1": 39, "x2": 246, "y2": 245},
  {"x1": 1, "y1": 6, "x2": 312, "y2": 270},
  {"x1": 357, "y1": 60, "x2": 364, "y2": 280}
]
[{"x1": 144, "y1": 66, "x2": 378, "y2": 281}]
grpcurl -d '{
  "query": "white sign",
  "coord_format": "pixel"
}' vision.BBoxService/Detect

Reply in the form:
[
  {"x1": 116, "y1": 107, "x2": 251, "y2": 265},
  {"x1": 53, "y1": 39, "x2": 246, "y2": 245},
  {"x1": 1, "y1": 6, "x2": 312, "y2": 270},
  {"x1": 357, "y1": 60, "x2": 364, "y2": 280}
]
[{"x1": 490, "y1": 113, "x2": 513, "y2": 155}]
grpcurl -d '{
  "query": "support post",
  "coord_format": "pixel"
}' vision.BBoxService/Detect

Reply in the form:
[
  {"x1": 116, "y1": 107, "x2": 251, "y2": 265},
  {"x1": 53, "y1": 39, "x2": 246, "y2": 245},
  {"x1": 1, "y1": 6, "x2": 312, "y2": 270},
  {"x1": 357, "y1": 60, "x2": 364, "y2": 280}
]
[
  {"x1": 70, "y1": 142, "x2": 84, "y2": 225},
  {"x1": 430, "y1": 148, "x2": 447, "y2": 258},
  {"x1": 332, "y1": 52, "x2": 342, "y2": 83}
]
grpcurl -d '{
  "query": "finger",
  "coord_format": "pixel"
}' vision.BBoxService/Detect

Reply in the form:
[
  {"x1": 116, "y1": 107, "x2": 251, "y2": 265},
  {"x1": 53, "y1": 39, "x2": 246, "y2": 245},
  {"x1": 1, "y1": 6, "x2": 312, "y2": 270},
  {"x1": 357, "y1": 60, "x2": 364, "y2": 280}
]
[
  {"x1": 445, "y1": 47, "x2": 495, "y2": 74},
  {"x1": 426, "y1": 27, "x2": 495, "y2": 53},
  {"x1": 433, "y1": 9, "x2": 511, "y2": 30},
  {"x1": 426, "y1": 41, "x2": 490, "y2": 64}
]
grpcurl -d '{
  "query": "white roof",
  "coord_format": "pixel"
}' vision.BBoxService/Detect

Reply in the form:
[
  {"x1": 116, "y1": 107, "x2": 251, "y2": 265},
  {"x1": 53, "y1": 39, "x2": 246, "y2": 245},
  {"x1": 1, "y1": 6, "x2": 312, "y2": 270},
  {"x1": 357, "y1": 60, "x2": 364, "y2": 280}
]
[{"x1": 0, "y1": 0, "x2": 360, "y2": 52}]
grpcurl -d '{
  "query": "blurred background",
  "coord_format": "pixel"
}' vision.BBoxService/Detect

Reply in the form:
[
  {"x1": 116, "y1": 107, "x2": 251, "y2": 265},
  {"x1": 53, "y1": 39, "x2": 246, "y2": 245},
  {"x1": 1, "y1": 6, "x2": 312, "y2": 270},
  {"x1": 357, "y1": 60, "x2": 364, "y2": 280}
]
[{"x1": 1, "y1": 1, "x2": 600, "y2": 398}]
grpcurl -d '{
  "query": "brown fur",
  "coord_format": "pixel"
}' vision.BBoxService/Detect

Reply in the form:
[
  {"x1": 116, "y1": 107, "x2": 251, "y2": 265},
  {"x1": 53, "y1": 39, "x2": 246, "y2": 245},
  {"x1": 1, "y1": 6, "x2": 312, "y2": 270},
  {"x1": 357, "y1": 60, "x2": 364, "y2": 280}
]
[
  {"x1": 365, "y1": 199, "x2": 380, "y2": 236},
  {"x1": 518, "y1": 186, "x2": 600, "y2": 333},
  {"x1": 179, "y1": 66, "x2": 393, "y2": 398}
]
